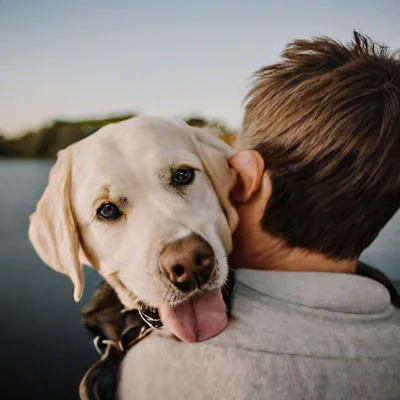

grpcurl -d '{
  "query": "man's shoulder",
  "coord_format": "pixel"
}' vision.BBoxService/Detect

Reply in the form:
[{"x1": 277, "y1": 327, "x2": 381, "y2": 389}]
[
  {"x1": 122, "y1": 276, "x2": 400, "y2": 361},
  {"x1": 210, "y1": 279, "x2": 400, "y2": 358},
  {"x1": 119, "y1": 308, "x2": 400, "y2": 400},
  {"x1": 118, "y1": 274, "x2": 400, "y2": 400}
]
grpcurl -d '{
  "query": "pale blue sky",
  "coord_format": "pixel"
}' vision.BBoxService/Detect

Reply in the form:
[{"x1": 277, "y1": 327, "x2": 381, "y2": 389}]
[{"x1": 1, "y1": 0, "x2": 399, "y2": 136}]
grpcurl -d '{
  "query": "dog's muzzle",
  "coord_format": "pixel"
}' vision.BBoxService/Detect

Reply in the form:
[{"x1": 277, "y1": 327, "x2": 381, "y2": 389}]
[{"x1": 159, "y1": 233, "x2": 216, "y2": 293}]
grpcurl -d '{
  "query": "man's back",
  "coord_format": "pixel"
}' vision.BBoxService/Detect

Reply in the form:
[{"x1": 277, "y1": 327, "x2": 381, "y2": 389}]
[{"x1": 119, "y1": 270, "x2": 400, "y2": 400}]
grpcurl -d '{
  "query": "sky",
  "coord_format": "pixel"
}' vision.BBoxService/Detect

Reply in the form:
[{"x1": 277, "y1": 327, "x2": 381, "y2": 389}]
[{"x1": 1, "y1": 0, "x2": 400, "y2": 137}]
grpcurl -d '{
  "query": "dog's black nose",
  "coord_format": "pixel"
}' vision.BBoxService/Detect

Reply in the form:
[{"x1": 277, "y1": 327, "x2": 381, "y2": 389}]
[{"x1": 159, "y1": 234, "x2": 216, "y2": 293}]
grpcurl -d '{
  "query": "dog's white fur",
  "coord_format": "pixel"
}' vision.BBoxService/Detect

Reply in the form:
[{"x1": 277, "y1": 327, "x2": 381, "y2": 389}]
[{"x1": 29, "y1": 117, "x2": 238, "y2": 310}]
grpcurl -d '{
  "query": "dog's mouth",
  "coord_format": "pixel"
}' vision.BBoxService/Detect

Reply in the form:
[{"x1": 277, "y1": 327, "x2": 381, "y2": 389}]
[
  {"x1": 159, "y1": 288, "x2": 228, "y2": 343},
  {"x1": 139, "y1": 288, "x2": 228, "y2": 343},
  {"x1": 138, "y1": 267, "x2": 232, "y2": 343}
]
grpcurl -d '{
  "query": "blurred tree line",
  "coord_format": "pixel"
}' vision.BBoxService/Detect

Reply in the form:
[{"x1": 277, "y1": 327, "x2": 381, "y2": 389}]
[{"x1": 0, "y1": 114, "x2": 236, "y2": 158}]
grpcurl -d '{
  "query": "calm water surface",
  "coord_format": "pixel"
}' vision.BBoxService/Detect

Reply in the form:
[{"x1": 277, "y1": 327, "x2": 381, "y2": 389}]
[
  {"x1": 0, "y1": 160, "x2": 100, "y2": 400},
  {"x1": 0, "y1": 159, "x2": 399, "y2": 399}
]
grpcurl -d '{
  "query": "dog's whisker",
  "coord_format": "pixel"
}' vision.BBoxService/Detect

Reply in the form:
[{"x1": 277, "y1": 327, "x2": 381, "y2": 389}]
[
  {"x1": 119, "y1": 275, "x2": 153, "y2": 289},
  {"x1": 119, "y1": 275, "x2": 164, "y2": 297}
]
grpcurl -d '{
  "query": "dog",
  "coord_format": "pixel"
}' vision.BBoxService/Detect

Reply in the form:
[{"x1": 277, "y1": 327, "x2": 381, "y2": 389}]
[{"x1": 29, "y1": 116, "x2": 238, "y2": 343}]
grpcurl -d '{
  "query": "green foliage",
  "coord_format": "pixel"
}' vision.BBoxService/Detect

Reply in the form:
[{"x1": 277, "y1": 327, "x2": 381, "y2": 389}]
[{"x1": 0, "y1": 114, "x2": 235, "y2": 158}]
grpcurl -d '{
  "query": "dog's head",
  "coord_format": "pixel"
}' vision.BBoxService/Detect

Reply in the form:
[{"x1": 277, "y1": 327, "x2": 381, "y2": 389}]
[{"x1": 29, "y1": 117, "x2": 238, "y2": 341}]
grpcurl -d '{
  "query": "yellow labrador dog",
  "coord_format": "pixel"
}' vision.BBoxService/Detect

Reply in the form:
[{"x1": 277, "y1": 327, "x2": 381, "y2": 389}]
[{"x1": 29, "y1": 117, "x2": 238, "y2": 343}]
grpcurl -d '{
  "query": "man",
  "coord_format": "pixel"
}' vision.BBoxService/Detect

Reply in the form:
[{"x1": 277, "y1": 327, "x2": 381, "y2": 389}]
[{"x1": 118, "y1": 32, "x2": 400, "y2": 399}]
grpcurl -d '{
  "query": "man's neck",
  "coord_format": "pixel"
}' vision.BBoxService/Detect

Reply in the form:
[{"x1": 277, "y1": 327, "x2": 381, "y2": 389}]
[{"x1": 231, "y1": 230, "x2": 357, "y2": 274}]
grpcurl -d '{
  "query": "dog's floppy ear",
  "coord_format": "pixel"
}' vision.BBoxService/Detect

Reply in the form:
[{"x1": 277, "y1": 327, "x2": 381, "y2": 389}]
[
  {"x1": 192, "y1": 128, "x2": 239, "y2": 233},
  {"x1": 28, "y1": 149, "x2": 83, "y2": 302}
]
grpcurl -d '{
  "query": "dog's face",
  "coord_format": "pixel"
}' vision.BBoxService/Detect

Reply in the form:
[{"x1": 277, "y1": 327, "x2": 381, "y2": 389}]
[{"x1": 29, "y1": 117, "x2": 238, "y2": 312}]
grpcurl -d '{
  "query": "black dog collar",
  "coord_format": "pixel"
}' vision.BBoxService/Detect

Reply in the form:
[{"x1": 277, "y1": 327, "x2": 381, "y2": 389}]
[{"x1": 138, "y1": 303, "x2": 163, "y2": 330}]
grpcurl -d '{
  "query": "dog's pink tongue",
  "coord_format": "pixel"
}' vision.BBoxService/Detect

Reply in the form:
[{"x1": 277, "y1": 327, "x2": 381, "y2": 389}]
[{"x1": 159, "y1": 289, "x2": 228, "y2": 343}]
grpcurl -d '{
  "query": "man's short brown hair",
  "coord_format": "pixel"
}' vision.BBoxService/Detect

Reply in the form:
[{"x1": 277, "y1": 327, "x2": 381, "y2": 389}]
[{"x1": 239, "y1": 31, "x2": 400, "y2": 260}]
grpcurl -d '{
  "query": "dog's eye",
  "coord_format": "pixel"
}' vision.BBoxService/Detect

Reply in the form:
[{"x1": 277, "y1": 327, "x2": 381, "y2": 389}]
[
  {"x1": 97, "y1": 202, "x2": 122, "y2": 221},
  {"x1": 174, "y1": 168, "x2": 195, "y2": 186}
]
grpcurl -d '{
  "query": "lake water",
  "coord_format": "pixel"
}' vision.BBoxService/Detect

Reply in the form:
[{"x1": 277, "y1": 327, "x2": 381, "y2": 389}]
[
  {"x1": 0, "y1": 160, "x2": 399, "y2": 400},
  {"x1": 0, "y1": 160, "x2": 100, "y2": 400}
]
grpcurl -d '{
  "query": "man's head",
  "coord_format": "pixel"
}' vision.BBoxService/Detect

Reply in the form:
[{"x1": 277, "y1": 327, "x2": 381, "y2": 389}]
[{"x1": 230, "y1": 31, "x2": 400, "y2": 270}]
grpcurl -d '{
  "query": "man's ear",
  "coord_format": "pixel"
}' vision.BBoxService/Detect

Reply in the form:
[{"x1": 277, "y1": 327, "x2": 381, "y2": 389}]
[
  {"x1": 191, "y1": 127, "x2": 239, "y2": 233},
  {"x1": 228, "y1": 150, "x2": 265, "y2": 203},
  {"x1": 28, "y1": 149, "x2": 84, "y2": 302}
]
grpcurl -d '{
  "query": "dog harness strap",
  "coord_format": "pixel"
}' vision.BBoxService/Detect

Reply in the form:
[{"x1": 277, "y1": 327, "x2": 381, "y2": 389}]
[
  {"x1": 79, "y1": 282, "x2": 155, "y2": 400},
  {"x1": 119, "y1": 324, "x2": 153, "y2": 352},
  {"x1": 80, "y1": 318, "x2": 154, "y2": 400},
  {"x1": 355, "y1": 261, "x2": 400, "y2": 308},
  {"x1": 79, "y1": 340, "x2": 122, "y2": 400}
]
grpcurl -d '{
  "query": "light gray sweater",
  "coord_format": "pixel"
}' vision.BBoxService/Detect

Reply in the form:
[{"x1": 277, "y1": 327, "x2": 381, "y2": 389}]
[{"x1": 118, "y1": 270, "x2": 400, "y2": 400}]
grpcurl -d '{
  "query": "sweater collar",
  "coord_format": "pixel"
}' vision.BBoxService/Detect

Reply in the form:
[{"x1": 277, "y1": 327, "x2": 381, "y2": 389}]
[{"x1": 235, "y1": 269, "x2": 391, "y2": 314}]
